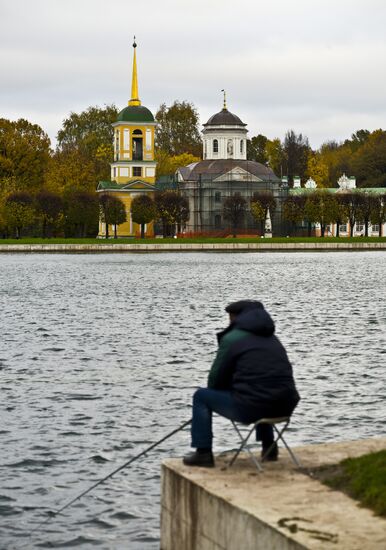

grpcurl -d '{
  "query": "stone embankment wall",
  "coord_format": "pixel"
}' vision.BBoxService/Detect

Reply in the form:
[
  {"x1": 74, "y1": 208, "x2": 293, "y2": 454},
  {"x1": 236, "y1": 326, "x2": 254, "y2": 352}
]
[
  {"x1": 161, "y1": 437, "x2": 386, "y2": 550},
  {"x1": 1, "y1": 242, "x2": 386, "y2": 253}
]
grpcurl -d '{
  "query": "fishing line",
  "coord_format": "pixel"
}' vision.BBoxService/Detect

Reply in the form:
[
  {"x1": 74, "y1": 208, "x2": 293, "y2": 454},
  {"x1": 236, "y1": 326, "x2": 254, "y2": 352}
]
[{"x1": 27, "y1": 418, "x2": 192, "y2": 540}]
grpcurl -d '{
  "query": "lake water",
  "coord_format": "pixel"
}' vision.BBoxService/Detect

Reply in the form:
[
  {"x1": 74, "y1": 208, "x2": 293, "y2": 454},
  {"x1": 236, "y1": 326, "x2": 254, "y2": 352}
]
[{"x1": 0, "y1": 252, "x2": 385, "y2": 549}]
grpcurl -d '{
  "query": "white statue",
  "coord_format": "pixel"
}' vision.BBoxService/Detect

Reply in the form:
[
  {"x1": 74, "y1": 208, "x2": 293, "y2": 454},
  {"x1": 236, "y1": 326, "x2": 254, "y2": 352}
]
[
  {"x1": 338, "y1": 173, "x2": 356, "y2": 189},
  {"x1": 264, "y1": 208, "x2": 272, "y2": 238},
  {"x1": 305, "y1": 178, "x2": 317, "y2": 189}
]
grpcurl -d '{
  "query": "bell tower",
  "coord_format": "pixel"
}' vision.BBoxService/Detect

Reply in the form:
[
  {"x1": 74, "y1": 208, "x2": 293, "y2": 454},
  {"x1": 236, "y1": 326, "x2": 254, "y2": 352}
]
[{"x1": 110, "y1": 40, "x2": 157, "y2": 184}]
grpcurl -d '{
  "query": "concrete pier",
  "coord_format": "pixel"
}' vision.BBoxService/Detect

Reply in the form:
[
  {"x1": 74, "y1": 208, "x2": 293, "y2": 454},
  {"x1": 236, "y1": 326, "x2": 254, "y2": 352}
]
[{"x1": 161, "y1": 437, "x2": 386, "y2": 550}]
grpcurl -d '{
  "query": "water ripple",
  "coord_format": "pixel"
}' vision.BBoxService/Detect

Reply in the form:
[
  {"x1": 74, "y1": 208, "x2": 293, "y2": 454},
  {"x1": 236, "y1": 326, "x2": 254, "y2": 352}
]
[{"x1": 0, "y1": 251, "x2": 385, "y2": 549}]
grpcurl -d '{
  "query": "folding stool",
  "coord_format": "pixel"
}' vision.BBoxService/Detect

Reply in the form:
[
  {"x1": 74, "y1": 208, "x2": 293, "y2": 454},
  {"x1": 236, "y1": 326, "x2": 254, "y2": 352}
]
[{"x1": 228, "y1": 416, "x2": 301, "y2": 472}]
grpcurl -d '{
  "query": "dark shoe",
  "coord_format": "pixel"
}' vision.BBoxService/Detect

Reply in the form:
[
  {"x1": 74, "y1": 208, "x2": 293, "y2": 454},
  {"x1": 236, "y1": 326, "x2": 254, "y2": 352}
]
[
  {"x1": 183, "y1": 450, "x2": 215, "y2": 468},
  {"x1": 261, "y1": 442, "x2": 278, "y2": 462}
]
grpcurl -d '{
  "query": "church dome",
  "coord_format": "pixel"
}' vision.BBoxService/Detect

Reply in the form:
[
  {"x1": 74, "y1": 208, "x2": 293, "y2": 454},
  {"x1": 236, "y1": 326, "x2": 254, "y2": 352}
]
[
  {"x1": 117, "y1": 105, "x2": 155, "y2": 123},
  {"x1": 204, "y1": 108, "x2": 246, "y2": 127}
]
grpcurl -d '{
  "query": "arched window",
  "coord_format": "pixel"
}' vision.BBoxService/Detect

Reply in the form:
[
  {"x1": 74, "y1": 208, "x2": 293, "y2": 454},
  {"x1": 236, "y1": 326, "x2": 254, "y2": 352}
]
[
  {"x1": 240, "y1": 140, "x2": 244, "y2": 154},
  {"x1": 132, "y1": 129, "x2": 143, "y2": 160},
  {"x1": 213, "y1": 139, "x2": 219, "y2": 153}
]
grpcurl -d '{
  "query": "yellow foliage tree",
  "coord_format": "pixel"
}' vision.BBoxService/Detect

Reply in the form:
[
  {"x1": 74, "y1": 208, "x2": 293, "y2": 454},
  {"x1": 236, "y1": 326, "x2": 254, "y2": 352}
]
[
  {"x1": 155, "y1": 151, "x2": 200, "y2": 177},
  {"x1": 45, "y1": 149, "x2": 97, "y2": 194},
  {"x1": 307, "y1": 153, "x2": 329, "y2": 187}
]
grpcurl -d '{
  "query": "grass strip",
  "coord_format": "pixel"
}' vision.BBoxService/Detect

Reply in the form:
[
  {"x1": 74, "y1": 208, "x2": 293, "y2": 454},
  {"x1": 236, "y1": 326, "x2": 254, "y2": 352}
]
[{"x1": 321, "y1": 450, "x2": 386, "y2": 517}]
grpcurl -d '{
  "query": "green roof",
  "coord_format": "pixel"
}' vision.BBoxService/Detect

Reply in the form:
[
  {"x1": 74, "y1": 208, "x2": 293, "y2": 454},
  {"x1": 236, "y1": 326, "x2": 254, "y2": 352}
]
[
  {"x1": 97, "y1": 181, "x2": 121, "y2": 190},
  {"x1": 116, "y1": 105, "x2": 155, "y2": 123},
  {"x1": 290, "y1": 187, "x2": 386, "y2": 195}
]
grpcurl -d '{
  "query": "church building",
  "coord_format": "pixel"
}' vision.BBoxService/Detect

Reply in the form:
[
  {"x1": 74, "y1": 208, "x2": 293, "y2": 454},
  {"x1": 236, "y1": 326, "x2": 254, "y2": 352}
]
[
  {"x1": 97, "y1": 41, "x2": 157, "y2": 237},
  {"x1": 176, "y1": 94, "x2": 287, "y2": 234}
]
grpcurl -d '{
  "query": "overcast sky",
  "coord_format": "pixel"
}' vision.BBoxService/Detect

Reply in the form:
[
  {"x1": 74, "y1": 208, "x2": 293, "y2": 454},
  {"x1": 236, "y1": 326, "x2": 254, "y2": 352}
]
[{"x1": 1, "y1": 0, "x2": 386, "y2": 149}]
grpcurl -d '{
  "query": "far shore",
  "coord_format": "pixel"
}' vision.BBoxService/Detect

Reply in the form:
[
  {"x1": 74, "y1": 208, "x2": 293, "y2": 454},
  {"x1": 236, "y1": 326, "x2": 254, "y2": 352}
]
[{"x1": 1, "y1": 236, "x2": 386, "y2": 253}]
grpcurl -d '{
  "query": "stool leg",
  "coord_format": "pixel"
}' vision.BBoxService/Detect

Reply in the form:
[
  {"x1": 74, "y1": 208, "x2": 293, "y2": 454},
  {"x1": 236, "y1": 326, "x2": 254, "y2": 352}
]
[
  {"x1": 228, "y1": 423, "x2": 263, "y2": 472},
  {"x1": 273, "y1": 424, "x2": 302, "y2": 468}
]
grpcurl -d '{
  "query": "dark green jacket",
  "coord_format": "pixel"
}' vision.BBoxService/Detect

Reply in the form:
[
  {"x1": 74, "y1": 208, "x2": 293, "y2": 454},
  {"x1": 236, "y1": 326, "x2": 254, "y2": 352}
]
[{"x1": 207, "y1": 307, "x2": 300, "y2": 418}]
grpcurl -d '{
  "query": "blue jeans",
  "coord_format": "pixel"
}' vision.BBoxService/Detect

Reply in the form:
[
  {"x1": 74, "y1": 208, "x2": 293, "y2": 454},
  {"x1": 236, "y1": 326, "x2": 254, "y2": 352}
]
[{"x1": 191, "y1": 388, "x2": 273, "y2": 449}]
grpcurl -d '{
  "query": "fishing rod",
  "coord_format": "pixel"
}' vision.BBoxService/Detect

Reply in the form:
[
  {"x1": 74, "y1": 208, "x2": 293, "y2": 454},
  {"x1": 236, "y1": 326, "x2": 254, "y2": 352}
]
[{"x1": 28, "y1": 417, "x2": 192, "y2": 538}]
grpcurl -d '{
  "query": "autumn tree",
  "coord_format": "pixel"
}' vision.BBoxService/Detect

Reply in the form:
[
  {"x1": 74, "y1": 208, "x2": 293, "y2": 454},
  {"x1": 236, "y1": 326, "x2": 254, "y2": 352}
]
[
  {"x1": 63, "y1": 190, "x2": 99, "y2": 237},
  {"x1": 45, "y1": 149, "x2": 98, "y2": 194},
  {"x1": 155, "y1": 152, "x2": 200, "y2": 177},
  {"x1": 0, "y1": 118, "x2": 51, "y2": 191},
  {"x1": 155, "y1": 101, "x2": 201, "y2": 157},
  {"x1": 56, "y1": 105, "x2": 118, "y2": 182},
  {"x1": 99, "y1": 193, "x2": 127, "y2": 239},
  {"x1": 265, "y1": 138, "x2": 284, "y2": 177},
  {"x1": 131, "y1": 194, "x2": 156, "y2": 238},
  {"x1": 35, "y1": 190, "x2": 63, "y2": 238},
  {"x1": 250, "y1": 192, "x2": 276, "y2": 233},
  {"x1": 307, "y1": 152, "x2": 329, "y2": 187},
  {"x1": 223, "y1": 193, "x2": 247, "y2": 237},
  {"x1": 4, "y1": 191, "x2": 35, "y2": 238},
  {"x1": 154, "y1": 191, "x2": 189, "y2": 237}
]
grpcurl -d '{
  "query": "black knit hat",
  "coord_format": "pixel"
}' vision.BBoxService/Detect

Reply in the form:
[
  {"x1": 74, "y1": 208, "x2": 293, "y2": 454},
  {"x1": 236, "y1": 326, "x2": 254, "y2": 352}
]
[{"x1": 225, "y1": 300, "x2": 263, "y2": 315}]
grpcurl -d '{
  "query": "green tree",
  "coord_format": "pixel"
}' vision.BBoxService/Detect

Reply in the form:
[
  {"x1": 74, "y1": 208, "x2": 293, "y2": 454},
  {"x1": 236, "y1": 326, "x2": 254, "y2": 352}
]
[
  {"x1": 0, "y1": 118, "x2": 51, "y2": 191},
  {"x1": 4, "y1": 191, "x2": 35, "y2": 238},
  {"x1": 35, "y1": 190, "x2": 63, "y2": 238},
  {"x1": 358, "y1": 193, "x2": 377, "y2": 237},
  {"x1": 370, "y1": 193, "x2": 386, "y2": 237},
  {"x1": 304, "y1": 190, "x2": 336, "y2": 237},
  {"x1": 131, "y1": 194, "x2": 156, "y2": 238},
  {"x1": 155, "y1": 191, "x2": 189, "y2": 237},
  {"x1": 345, "y1": 129, "x2": 371, "y2": 152},
  {"x1": 283, "y1": 130, "x2": 310, "y2": 185},
  {"x1": 99, "y1": 193, "x2": 126, "y2": 239},
  {"x1": 282, "y1": 195, "x2": 306, "y2": 236},
  {"x1": 63, "y1": 189, "x2": 99, "y2": 237},
  {"x1": 223, "y1": 193, "x2": 247, "y2": 237},
  {"x1": 339, "y1": 191, "x2": 363, "y2": 237},
  {"x1": 351, "y1": 130, "x2": 386, "y2": 188},
  {"x1": 57, "y1": 105, "x2": 118, "y2": 182},
  {"x1": 331, "y1": 194, "x2": 349, "y2": 237},
  {"x1": 247, "y1": 134, "x2": 268, "y2": 164},
  {"x1": 155, "y1": 101, "x2": 202, "y2": 157}
]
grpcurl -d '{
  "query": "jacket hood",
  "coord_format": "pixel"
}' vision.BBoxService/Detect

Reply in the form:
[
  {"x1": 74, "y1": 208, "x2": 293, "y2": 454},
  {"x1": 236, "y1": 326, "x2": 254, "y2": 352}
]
[{"x1": 234, "y1": 305, "x2": 275, "y2": 337}]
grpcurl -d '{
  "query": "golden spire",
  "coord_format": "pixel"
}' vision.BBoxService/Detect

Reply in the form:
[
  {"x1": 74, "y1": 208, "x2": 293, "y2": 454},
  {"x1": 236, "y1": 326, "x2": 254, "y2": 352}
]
[
  {"x1": 221, "y1": 89, "x2": 227, "y2": 110},
  {"x1": 129, "y1": 37, "x2": 141, "y2": 106}
]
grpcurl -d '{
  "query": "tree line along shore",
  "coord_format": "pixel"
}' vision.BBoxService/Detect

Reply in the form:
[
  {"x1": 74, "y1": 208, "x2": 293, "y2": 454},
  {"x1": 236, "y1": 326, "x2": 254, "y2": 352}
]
[{"x1": 1, "y1": 103, "x2": 386, "y2": 239}]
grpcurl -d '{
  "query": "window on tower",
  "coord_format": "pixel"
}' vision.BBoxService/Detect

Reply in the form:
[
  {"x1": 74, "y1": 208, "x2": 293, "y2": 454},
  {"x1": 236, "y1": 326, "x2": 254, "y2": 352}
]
[
  {"x1": 132, "y1": 129, "x2": 143, "y2": 161},
  {"x1": 213, "y1": 139, "x2": 219, "y2": 153},
  {"x1": 240, "y1": 140, "x2": 244, "y2": 154}
]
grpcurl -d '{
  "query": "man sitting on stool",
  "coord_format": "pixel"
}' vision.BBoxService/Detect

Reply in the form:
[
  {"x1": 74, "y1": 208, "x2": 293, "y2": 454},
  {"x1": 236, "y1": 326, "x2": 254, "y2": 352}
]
[{"x1": 183, "y1": 300, "x2": 300, "y2": 467}]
